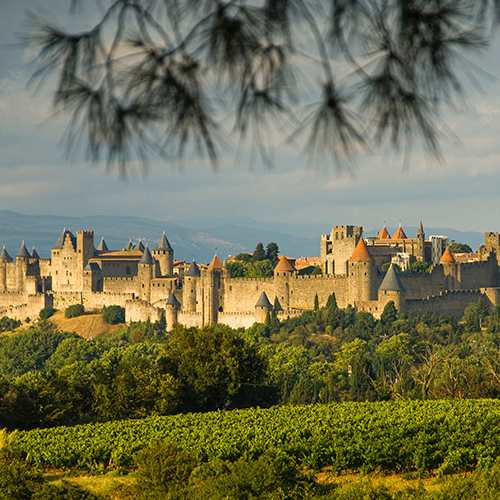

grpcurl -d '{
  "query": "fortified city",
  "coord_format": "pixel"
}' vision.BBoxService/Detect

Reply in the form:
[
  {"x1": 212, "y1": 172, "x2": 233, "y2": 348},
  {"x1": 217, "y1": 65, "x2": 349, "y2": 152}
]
[{"x1": 0, "y1": 222, "x2": 498, "y2": 328}]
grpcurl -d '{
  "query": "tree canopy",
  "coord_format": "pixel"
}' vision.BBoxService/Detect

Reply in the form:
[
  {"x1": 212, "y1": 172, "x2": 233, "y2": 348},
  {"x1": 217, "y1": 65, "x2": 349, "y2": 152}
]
[{"x1": 25, "y1": 0, "x2": 500, "y2": 173}]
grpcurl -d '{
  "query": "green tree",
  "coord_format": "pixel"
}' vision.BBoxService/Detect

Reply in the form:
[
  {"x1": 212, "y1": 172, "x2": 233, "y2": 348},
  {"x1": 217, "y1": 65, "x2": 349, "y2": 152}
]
[
  {"x1": 0, "y1": 328, "x2": 77, "y2": 377},
  {"x1": 102, "y1": 305, "x2": 125, "y2": 324},
  {"x1": 410, "y1": 260, "x2": 432, "y2": 273},
  {"x1": 246, "y1": 260, "x2": 274, "y2": 278},
  {"x1": 38, "y1": 307, "x2": 56, "y2": 320},
  {"x1": 135, "y1": 442, "x2": 197, "y2": 500},
  {"x1": 65, "y1": 304, "x2": 85, "y2": 319},
  {"x1": 252, "y1": 242, "x2": 266, "y2": 262},
  {"x1": 226, "y1": 260, "x2": 245, "y2": 278},
  {"x1": 265, "y1": 242, "x2": 279, "y2": 267},
  {"x1": 164, "y1": 325, "x2": 268, "y2": 411},
  {"x1": 449, "y1": 240, "x2": 473, "y2": 253},
  {"x1": 380, "y1": 301, "x2": 398, "y2": 326},
  {"x1": 463, "y1": 298, "x2": 489, "y2": 333},
  {"x1": 381, "y1": 262, "x2": 401, "y2": 272}
]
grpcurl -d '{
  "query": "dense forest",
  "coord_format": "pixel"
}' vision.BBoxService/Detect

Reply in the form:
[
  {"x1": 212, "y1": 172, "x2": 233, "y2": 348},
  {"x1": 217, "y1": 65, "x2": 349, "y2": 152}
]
[
  {"x1": 2, "y1": 296, "x2": 500, "y2": 498},
  {"x1": 0, "y1": 295, "x2": 498, "y2": 430}
]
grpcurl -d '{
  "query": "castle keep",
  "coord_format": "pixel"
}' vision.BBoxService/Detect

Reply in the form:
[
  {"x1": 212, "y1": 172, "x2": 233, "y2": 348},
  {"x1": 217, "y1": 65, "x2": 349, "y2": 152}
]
[{"x1": 1, "y1": 223, "x2": 500, "y2": 328}]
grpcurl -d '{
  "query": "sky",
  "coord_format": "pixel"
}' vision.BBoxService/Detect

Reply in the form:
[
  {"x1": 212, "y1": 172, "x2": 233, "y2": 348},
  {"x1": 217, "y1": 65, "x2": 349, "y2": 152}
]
[{"x1": 2, "y1": 1, "x2": 500, "y2": 239}]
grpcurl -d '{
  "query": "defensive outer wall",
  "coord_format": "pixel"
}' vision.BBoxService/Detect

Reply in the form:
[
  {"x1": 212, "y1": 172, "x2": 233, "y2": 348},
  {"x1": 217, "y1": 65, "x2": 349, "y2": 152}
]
[{"x1": 0, "y1": 224, "x2": 500, "y2": 328}]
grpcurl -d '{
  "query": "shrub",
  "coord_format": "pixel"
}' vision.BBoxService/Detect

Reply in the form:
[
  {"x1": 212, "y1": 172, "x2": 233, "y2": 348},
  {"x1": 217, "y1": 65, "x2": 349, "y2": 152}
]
[
  {"x1": 135, "y1": 441, "x2": 198, "y2": 499},
  {"x1": 65, "y1": 304, "x2": 85, "y2": 319},
  {"x1": 39, "y1": 307, "x2": 56, "y2": 320},
  {"x1": 32, "y1": 481, "x2": 98, "y2": 500},
  {"x1": 102, "y1": 305, "x2": 125, "y2": 325},
  {"x1": 0, "y1": 316, "x2": 21, "y2": 332}
]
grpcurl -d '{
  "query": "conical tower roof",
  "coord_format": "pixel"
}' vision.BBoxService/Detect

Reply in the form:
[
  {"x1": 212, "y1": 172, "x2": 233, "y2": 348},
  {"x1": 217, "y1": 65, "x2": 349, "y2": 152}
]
[
  {"x1": 349, "y1": 238, "x2": 374, "y2": 262},
  {"x1": 0, "y1": 245, "x2": 12, "y2": 262},
  {"x1": 124, "y1": 240, "x2": 134, "y2": 251},
  {"x1": 166, "y1": 291, "x2": 181, "y2": 307},
  {"x1": 52, "y1": 229, "x2": 76, "y2": 250},
  {"x1": 31, "y1": 247, "x2": 40, "y2": 260},
  {"x1": 17, "y1": 241, "x2": 30, "y2": 258},
  {"x1": 274, "y1": 255, "x2": 296, "y2": 272},
  {"x1": 134, "y1": 241, "x2": 145, "y2": 252},
  {"x1": 417, "y1": 221, "x2": 425, "y2": 239},
  {"x1": 392, "y1": 225, "x2": 407, "y2": 240},
  {"x1": 273, "y1": 296, "x2": 283, "y2": 312},
  {"x1": 208, "y1": 254, "x2": 223, "y2": 270},
  {"x1": 96, "y1": 238, "x2": 108, "y2": 252},
  {"x1": 153, "y1": 232, "x2": 173, "y2": 252},
  {"x1": 186, "y1": 260, "x2": 201, "y2": 277},
  {"x1": 379, "y1": 264, "x2": 405, "y2": 292},
  {"x1": 139, "y1": 245, "x2": 154, "y2": 265},
  {"x1": 440, "y1": 247, "x2": 455, "y2": 263},
  {"x1": 377, "y1": 226, "x2": 391, "y2": 239},
  {"x1": 255, "y1": 291, "x2": 272, "y2": 309}
]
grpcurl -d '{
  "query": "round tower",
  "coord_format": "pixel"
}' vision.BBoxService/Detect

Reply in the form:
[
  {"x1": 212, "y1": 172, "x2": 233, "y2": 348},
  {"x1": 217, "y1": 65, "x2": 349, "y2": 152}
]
[
  {"x1": 440, "y1": 247, "x2": 458, "y2": 289},
  {"x1": 0, "y1": 245, "x2": 13, "y2": 291},
  {"x1": 255, "y1": 291, "x2": 273, "y2": 324},
  {"x1": 204, "y1": 254, "x2": 223, "y2": 325},
  {"x1": 348, "y1": 238, "x2": 377, "y2": 304},
  {"x1": 273, "y1": 256, "x2": 296, "y2": 310},
  {"x1": 184, "y1": 260, "x2": 200, "y2": 313},
  {"x1": 378, "y1": 264, "x2": 406, "y2": 315},
  {"x1": 152, "y1": 232, "x2": 174, "y2": 276},
  {"x1": 16, "y1": 241, "x2": 30, "y2": 291},
  {"x1": 137, "y1": 246, "x2": 155, "y2": 301},
  {"x1": 165, "y1": 291, "x2": 181, "y2": 330}
]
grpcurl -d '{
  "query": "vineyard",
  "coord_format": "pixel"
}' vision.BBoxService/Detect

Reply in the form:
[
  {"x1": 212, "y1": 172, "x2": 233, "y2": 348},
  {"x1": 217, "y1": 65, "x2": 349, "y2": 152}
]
[{"x1": 17, "y1": 400, "x2": 500, "y2": 474}]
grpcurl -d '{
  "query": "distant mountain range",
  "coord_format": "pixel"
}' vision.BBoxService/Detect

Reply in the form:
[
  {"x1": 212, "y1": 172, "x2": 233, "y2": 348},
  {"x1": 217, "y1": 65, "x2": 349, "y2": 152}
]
[{"x1": 0, "y1": 210, "x2": 485, "y2": 263}]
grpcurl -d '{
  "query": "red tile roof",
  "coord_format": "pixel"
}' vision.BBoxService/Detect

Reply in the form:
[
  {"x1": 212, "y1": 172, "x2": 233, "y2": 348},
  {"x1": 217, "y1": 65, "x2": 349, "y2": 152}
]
[
  {"x1": 392, "y1": 226, "x2": 407, "y2": 240},
  {"x1": 377, "y1": 226, "x2": 391, "y2": 239},
  {"x1": 440, "y1": 248, "x2": 456, "y2": 263},
  {"x1": 208, "y1": 255, "x2": 223, "y2": 270},
  {"x1": 349, "y1": 238, "x2": 374, "y2": 262},
  {"x1": 274, "y1": 255, "x2": 296, "y2": 272}
]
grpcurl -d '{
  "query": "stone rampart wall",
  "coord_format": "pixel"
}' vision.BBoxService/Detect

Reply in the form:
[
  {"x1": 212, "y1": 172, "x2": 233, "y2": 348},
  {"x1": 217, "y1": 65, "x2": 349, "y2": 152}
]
[
  {"x1": 0, "y1": 293, "x2": 49, "y2": 321},
  {"x1": 178, "y1": 311, "x2": 204, "y2": 328},
  {"x1": 125, "y1": 299, "x2": 163, "y2": 322},
  {"x1": 406, "y1": 289, "x2": 485, "y2": 318},
  {"x1": 399, "y1": 267, "x2": 446, "y2": 299},
  {"x1": 102, "y1": 276, "x2": 138, "y2": 294},
  {"x1": 222, "y1": 278, "x2": 276, "y2": 313},
  {"x1": 289, "y1": 275, "x2": 348, "y2": 308},
  {"x1": 459, "y1": 259, "x2": 497, "y2": 289}
]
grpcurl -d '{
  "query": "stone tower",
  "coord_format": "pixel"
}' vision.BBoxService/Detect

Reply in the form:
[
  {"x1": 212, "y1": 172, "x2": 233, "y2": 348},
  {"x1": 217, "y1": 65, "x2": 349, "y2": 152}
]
[
  {"x1": 273, "y1": 256, "x2": 296, "y2": 310},
  {"x1": 183, "y1": 260, "x2": 200, "y2": 313},
  {"x1": 203, "y1": 255, "x2": 222, "y2": 325},
  {"x1": 76, "y1": 231, "x2": 95, "y2": 290},
  {"x1": 440, "y1": 247, "x2": 458, "y2": 289},
  {"x1": 16, "y1": 241, "x2": 30, "y2": 291},
  {"x1": 378, "y1": 264, "x2": 406, "y2": 314},
  {"x1": 0, "y1": 246, "x2": 12, "y2": 292},
  {"x1": 321, "y1": 225, "x2": 362, "y2": 275},
  {"x1": 137, "y1": 246, "x2": 156, "y2": 301},
  {"x1": 152, "y1": 232, "x2": 174, "y2": 277},
  {"x1": 255, "y1": 291, "x2": 273, "y2": 324},
  {"x1": 348, "y1": 238, "x2": 377, "y2": 304},
  {"x1": 165, "y1": 291, "x2": 181, "y2": 330}
]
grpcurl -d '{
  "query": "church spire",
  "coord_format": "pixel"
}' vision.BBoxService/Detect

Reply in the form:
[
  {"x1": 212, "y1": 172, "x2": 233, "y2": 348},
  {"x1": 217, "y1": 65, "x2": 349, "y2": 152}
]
[{"x1": 417, "y1": 220, "x2": 425, "y2": 239}]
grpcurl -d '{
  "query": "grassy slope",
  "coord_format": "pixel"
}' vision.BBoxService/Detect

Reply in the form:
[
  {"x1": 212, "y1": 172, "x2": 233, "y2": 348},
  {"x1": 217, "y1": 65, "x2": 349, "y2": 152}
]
[{"x1": 48, "y1": 310, "x2": 122, "y2": 339}]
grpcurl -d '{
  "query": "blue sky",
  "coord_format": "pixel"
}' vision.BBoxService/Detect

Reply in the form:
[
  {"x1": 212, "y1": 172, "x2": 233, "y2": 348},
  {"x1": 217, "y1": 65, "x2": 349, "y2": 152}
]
[{"x1": 1, "y1": 0, "x2": 500, "y2": 238}]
